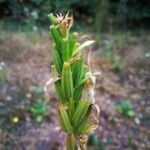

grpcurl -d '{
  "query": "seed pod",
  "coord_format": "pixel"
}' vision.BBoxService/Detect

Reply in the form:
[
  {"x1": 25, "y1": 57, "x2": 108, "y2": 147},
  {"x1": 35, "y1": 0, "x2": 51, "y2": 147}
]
[
  {"x1": 72, "y1": 100, "x2": 91, "y2": 126},
  {"x1": 82, "y1": 124, "x2": 98, "y2": 134},
  {"x1": 52, "y1": 44, "x2": 62, "y2": 75},
  {"x1": 68, "y1": 97, "x2": 75, "y2": 119},
  {"x1": 50, "y1": 25, "x2": 62, "y2": 50},
  {"x1": 76, "y1": 122, "x2": 98, "y2": 135},
  {"x1": 48, "y1": 13, "x2": 58, "y2": 25},
  {"x1": 61, "y1": 62, "x2": 74, "y2": 101},
  {"x1": 62, "y1": 38, "x2": 70, "y2": 61},
  {"x1": 57, "y1": 110, "x2": 67, "y2": 131},
  {"x1": 69, "y1": 32, "x2": 78, "y2": 57},
  {"x1": 55, "y1": 79, "x2": 66, "y2": 103},
  {"x1": 73, "y1": 84, "x2": 84, "y2": 101},
  {"x1": 75, "y1": 104, "x2": 92, "y2": 134},
  {"x1": 75, "y1": 42, "x2": 80, "y2": 50},
  {"x1": 58, "y1": 104, "x2": 73, "y2": 132},
  {"x1": 60, "y1": 23, "x2": 68, "y2": 38},
  {"x1": 72, "y1": 59, "x2": 83, "y2": 87},
  {"x1": 73, "y1": 66, "x2": 88, "y2": 101}
]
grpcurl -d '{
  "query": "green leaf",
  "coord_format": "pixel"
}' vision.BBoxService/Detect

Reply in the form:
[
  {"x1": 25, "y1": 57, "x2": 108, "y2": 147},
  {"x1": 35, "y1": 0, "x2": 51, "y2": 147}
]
[
  {"x1": 121, "y1": 101, "x2": 132, "y2": 112},
  {"x1": 115, "y1": 105, "x2": 123, "y2": 113},
  {"x1": 29, "y1": 100, "x2": 49, "y2": 122},
  {"x1": 115, "y1": 101, "x2": 135, "y2": 117},
  {"x1": 127, "y1": 110, "x2": 135, "y2": 117},
  {"x1": 36, "y1": 115, "x2": 43, "y2": 123}
]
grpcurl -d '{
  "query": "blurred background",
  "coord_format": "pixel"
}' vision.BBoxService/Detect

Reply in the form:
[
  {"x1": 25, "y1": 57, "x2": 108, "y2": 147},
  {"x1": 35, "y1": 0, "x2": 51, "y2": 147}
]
[{"x1": 0, "y1": 0, "x2": 150, "y2": 149}]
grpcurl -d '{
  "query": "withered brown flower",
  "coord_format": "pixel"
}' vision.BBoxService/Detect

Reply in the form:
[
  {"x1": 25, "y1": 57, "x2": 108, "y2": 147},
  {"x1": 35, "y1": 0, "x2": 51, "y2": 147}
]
[{"x1": 56, "y1": 12, "x2": 73, "y2": 37}]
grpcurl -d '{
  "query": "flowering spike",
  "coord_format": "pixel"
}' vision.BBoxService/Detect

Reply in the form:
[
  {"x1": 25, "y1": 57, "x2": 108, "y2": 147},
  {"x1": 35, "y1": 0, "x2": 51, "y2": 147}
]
[{"x1": 48, "y1": 12, "x2": 98, "y2": 149}]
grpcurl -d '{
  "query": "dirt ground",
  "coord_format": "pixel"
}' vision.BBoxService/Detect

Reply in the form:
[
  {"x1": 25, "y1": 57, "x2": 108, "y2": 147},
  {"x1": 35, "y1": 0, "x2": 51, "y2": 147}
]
[{"x1": 0, "y1": 30, "x2": 150, "y2": 150}]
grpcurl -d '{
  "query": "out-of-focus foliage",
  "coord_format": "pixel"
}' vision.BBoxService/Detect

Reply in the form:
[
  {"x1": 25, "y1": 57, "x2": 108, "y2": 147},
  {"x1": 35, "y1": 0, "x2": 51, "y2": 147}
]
[
  {"x1": 0, "y1": 62, "x2": 6, "y2": 81},
  {"x1": 0, "y1": 0, "x2": 149, "y2": 31},
  {"x1": 101, "y1": 40, "x2": 125, "y2": 71},
  {"x1": 29, "y1": 99, "x2": 49, "y2": 123},
  {"x1": 32, "y1": 86, "x2": 44, "y2": 94},
  {"x1": 115, "y1": 101, "x2": 135, "y2": 118},
  {"x1": 88, "y1": 133, "x2": 105, "y2": 149}
]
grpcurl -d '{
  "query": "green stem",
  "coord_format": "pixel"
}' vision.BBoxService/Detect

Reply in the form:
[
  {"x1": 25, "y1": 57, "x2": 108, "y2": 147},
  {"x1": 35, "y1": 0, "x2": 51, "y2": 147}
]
[{"x1": 67, "y1": 133, "x2": 76, "y2": 150}]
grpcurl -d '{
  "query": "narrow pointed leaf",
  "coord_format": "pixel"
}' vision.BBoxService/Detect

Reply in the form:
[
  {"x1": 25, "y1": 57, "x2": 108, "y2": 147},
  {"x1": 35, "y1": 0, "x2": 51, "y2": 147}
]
[{"x1": 73, "y1": 40, "x2": 95, "y2": 56}]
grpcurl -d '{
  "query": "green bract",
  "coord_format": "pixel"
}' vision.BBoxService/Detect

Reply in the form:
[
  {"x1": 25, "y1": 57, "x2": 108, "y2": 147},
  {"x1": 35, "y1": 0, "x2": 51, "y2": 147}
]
[{"x1": 48, "y1": 13, "x2": 97, "y2": 150}]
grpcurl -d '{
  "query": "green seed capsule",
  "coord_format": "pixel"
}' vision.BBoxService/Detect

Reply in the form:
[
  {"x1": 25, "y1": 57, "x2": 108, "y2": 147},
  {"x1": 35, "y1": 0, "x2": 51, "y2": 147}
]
[
  {"x1": 50, "y1": 25, "x2": 62, "y2": 50},
  {"x1": 69, "y1": 32, "x2": 78, "y2": 57},
  {"x1": 52, "y1": 44, "x2": 62, "y2": 75},
  {"x1": 58, "y1": 104, "x2": 73, "y2": 132},
  {"x1": 68, "y1": 98, "x2": 75, "y2": 119},
  {"x1": 55, "y1": 79, "x2": 66, "y2": 103},
  {"x1": 72, "y1": 100, "x2": 91, "y2": 126},
  {"x1": 61, "y1": 62, "x2": 74, "y2": 101},
  {"x1": 73, "y1": 84, "x2": 84, "y2": 101},
  {"x1": 82, "y1": 124, "x2": 98, "y2": 134},
  {"x1": 60, "y1": 24, "x2": 68, "y2": 38},
  {"x1": 48, "y1": 13, "x2": 58, "y2": 25},
  {"x1": 57, "y1": 110, "x2": 67, "y2": 131},
  {"x1": 75, "y1": 104, "x2": 92, "y2": 134},
  {"x1": 72, "y1": 58, "x2": 86, "y2": 89},
  {"x1": 62, "y1": 38, "x2": 70, "y2": 61}
]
